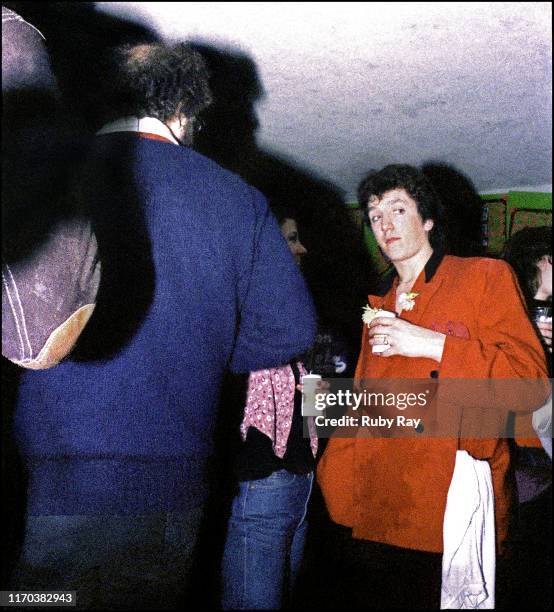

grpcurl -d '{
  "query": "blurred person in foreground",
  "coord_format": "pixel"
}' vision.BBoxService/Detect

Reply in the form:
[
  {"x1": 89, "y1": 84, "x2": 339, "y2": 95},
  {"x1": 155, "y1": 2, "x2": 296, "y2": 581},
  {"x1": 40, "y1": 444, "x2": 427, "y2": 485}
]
[
  {"x1": 2, "y1": 5, "x2": 100, "y2": 369},
  {"x1": 2, "y1": 3, "x2": 100, "y2": 589},
  {"x1": 316, "y1": 164, "x2": 548, "y2": 609},
  {"x1": 11, "y1": 42, "x2": 316, "y2": 609}
]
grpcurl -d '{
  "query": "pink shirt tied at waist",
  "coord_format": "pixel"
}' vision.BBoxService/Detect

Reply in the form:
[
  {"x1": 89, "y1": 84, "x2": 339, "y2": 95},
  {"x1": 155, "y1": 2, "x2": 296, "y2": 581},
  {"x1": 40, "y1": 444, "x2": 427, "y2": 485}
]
[{"x1": 241, "y1": 363, "x2": 318, "y2": 459}]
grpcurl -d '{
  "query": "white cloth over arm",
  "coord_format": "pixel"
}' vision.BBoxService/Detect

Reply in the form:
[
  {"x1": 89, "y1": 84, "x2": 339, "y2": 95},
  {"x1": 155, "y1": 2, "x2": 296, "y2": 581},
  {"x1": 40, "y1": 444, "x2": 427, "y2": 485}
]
[{"x1": 441, "y1": 450, "x2": 495, "y2": 609}]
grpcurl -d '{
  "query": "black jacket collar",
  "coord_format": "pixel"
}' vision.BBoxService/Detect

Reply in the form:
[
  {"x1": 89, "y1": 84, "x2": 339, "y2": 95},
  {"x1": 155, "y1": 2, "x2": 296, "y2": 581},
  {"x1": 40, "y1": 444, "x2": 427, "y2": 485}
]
[{"x1": 376, "y1": 247, "x2": 445, "y2": 296}]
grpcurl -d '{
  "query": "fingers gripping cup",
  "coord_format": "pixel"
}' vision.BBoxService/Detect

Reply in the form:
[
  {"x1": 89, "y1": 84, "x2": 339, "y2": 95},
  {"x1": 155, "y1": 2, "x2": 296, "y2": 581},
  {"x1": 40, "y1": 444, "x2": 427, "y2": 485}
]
[
  {"x1": 530, "y1": 305, "x2": 552, "y2": 351},
  {"x1": 372, "y1": 310, "x2": 396, "y2": 353},
  {"x1": 301, "y1": 373, "x2": 323, "y2": 417},
  {"x1": 361, "y1": 307, "x2": 396, "y2": 353}
]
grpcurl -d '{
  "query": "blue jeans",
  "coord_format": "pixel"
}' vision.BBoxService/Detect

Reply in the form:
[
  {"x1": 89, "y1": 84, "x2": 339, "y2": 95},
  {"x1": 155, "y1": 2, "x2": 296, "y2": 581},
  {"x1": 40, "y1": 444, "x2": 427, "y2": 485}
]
[
  {"x1": 11, "y1": 508, "x2": 204, "y2": 609},
  {"x1": 221, "y1": 469, "x2": 314, "y2": 610}
]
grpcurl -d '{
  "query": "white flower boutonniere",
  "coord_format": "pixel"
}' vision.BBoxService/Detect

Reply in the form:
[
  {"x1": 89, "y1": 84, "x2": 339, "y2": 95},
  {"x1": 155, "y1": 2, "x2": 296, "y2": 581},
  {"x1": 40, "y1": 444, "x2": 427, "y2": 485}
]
[
  {"x1": 397, "y1": 292, "x2": 419, "y2": 311},
  {"x1": 362, "y1": 305, "x2": 382, "y2": 327}
]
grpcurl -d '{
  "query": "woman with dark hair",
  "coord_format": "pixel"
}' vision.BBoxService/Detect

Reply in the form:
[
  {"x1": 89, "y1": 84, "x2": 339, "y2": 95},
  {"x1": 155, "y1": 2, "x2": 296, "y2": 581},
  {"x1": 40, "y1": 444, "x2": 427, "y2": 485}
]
[
  {"x1": 502, "y1": 226, "x2": 551, "y2": 610},
  {"x1": 221, "y1": 212, "x2": 318, "y2": 610},
  {"x1": 317, "y1": 164, "x2": 548, "y2": 608},
  {"x1": 502, "y1": 226, "x2": 551, "y2": 456},
  {"x1": 504, "y1": 226, "x2": 552, "y2": 358}
]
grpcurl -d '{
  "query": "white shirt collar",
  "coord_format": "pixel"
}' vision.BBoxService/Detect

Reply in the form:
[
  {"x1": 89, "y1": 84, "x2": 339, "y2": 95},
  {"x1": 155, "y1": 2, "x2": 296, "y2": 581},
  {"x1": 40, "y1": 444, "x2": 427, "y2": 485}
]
[{"x1": 96, "y1": 116, "x2": 179, "y2": 145}]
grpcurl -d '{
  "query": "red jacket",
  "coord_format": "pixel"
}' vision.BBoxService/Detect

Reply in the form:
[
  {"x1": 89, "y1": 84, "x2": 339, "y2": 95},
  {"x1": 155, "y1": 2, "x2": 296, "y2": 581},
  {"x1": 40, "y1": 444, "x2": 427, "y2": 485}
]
[{"x1": 317, "y1": 254, "x2": 548, "y2": 553}]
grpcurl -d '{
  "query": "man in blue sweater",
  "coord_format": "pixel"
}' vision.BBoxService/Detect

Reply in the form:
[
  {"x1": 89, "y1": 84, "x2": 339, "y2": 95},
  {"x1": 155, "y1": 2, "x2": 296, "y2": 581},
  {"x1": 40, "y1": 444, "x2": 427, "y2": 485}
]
[{"x1": 12, "y1": 42, "x2": 317, "y2": 608}]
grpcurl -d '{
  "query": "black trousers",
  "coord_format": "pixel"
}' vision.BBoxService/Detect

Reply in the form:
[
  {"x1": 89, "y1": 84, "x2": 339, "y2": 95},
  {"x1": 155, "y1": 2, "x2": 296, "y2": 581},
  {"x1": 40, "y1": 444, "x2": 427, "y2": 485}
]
[
  {"x1": 307, "y1": 523, "x2": 443, "y2": 610},
  {"x1": 496, "y1": 486, "x2": 552, "y2": 610}
]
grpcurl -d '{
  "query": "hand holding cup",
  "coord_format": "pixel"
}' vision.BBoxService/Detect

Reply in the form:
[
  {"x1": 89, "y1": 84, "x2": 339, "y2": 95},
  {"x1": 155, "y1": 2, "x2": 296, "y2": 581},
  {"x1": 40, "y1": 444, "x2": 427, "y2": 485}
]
[{"x1": 532, "y1": 308, "x2": 552, "y2": 353}]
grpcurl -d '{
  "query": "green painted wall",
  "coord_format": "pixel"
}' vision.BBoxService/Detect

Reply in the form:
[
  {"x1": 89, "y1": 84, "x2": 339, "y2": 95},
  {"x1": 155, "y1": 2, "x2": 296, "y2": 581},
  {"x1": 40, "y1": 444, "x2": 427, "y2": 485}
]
[
  {"x1": 482, "y1": 191, "x2": 552, "y2": 210},
  {"x1": 481, "y1": 191, "x2": 552, "y2": 245},
  {"x1": 482, "y1": 191, "x2": 552, "y2": 230}
]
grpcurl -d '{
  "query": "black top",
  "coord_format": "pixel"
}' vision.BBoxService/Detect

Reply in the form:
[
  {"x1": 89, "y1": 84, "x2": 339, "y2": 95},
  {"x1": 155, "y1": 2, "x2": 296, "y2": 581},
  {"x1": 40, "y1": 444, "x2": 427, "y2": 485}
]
[{"x1": 234, "y1": 362, "x2": 315, "y2": 480}]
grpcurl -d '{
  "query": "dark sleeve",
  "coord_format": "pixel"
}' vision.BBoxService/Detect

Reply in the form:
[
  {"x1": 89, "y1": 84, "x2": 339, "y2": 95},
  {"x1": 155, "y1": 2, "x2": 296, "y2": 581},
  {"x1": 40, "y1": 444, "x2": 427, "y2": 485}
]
[{"x1": 229, "y1": 190, "x2": 317, "y2": 373}]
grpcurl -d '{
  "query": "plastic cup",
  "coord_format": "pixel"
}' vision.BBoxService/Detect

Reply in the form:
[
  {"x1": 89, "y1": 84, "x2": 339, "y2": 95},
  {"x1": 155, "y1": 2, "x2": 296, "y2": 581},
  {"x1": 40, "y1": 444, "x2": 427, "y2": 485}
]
[
  {"x1": 301, "y1": 373, "x2": 323, "y2": 417},
  {"x1": 530, "y1": 305, "x2": 552, "y2": 323},
  {"x1": 371, "y1": 310, "x2": 397, "y2": 353}
]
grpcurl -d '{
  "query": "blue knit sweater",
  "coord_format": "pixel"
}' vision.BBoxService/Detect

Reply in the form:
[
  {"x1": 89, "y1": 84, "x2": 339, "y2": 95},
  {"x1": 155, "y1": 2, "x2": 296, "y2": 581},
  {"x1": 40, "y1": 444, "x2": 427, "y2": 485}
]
[{"x1": 14, "y1": 134, "x2": 317, "y2": 515}]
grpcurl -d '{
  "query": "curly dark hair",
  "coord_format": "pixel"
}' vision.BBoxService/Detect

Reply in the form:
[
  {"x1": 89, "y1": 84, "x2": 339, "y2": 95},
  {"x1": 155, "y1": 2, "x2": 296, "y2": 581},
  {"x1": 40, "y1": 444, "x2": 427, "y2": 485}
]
[
  {"x1": 357, "y1": 164, "x2": 445, "y2": 251},
  {"x1": 503, "y1": 226, "x2": 552, "y2": 303},
  {"x1": 99, "y1": 43, "x2": 212, "y2": 125}
]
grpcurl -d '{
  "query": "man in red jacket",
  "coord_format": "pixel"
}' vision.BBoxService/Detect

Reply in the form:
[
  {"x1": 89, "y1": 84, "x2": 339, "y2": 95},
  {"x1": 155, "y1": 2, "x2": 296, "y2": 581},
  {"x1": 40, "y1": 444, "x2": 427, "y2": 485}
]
[{"x1": 317, "y1": 164, "x2": 548, "y2": 609}]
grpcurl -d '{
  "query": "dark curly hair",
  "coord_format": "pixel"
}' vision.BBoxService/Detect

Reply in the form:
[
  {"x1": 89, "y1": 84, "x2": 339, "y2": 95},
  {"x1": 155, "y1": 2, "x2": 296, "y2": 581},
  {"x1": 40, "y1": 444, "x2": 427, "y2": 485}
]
[
  {"x1": 357, "y1": 164, "x2": 445, "y2": 251},
  {"x1": 503, "y1": 226, "x2": 552, "y2": 303},
  {"x1": 99, "y1": 43, "x2": 212, "y2": 126}
]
